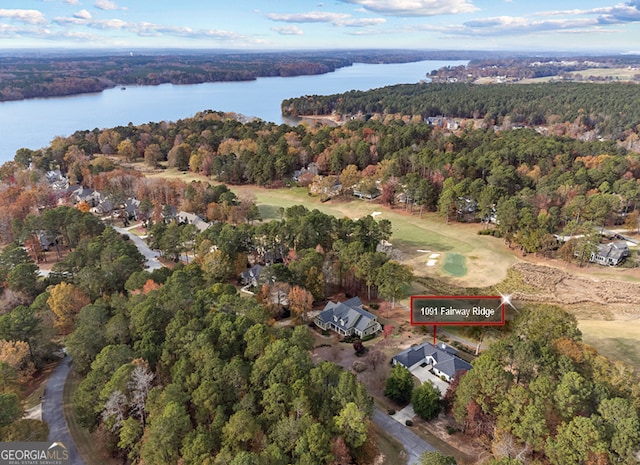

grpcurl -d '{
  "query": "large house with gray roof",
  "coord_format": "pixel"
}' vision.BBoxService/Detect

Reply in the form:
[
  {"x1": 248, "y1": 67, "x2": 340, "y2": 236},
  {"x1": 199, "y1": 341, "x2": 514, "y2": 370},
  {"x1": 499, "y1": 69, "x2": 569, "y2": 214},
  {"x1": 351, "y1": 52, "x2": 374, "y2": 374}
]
[
  {"x1": 392, "y1": 342, "x2": 472, "y2": 382},
  {"x1": 314, "y1": 297, "x2": 381, "y2": 338},
  {"x1": 589, "y1": 241, "x2": 629, "y2": 266}
]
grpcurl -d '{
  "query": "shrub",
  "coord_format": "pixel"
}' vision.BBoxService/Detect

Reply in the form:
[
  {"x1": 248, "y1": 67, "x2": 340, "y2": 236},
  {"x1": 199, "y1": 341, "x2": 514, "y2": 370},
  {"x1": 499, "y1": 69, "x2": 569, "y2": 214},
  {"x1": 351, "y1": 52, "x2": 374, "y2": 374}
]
[
  {"x1": 405, "y1": 419, "x2": 413, "y2": 427},
  {"x1": 384, "y1": 365, "x2": 414, "y2": 405},
  {"x1": 412, "y1": 382, "x2": 441, "y2": 421},
  {"x1": 388, "y1": 409, "x2": 395, "y2": 415},
  {"x1": 446, "y1": 425, "x2": 460, "y2": 435}
]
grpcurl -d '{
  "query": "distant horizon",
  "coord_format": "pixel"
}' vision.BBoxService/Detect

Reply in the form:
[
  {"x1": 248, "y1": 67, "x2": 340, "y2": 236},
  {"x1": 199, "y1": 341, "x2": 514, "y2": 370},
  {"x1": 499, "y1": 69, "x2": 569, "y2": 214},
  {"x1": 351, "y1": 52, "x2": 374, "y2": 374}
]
[
  {"x1": 2, "y1": 1, "x2": 640, "y2": 52},
  {"x1": 0, "y1": 47, "x2": 638, "y2": 57}
]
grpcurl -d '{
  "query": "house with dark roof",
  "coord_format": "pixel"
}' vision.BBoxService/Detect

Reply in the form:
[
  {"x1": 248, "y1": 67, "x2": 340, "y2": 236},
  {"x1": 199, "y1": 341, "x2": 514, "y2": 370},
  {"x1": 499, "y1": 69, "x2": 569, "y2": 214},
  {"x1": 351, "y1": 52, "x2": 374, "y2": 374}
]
[
  {"x1": 90, "y1": 198, "x2": 114, "y2": 216},
  {"x1": 314, "y1": 297, "x2": 381, "y2": 338},
  {"x1": 590, "y1": 241, "x2": 630, "y2": 266},
  {"x1": 392, "y1": 342, "x2": 472, "y2": 382},
  {"x1": 240, "y1": 264, "x2": 263, "y2": 287},
  {"x1": 122, "y1": 198, "x2": 141, "y2": 220}
]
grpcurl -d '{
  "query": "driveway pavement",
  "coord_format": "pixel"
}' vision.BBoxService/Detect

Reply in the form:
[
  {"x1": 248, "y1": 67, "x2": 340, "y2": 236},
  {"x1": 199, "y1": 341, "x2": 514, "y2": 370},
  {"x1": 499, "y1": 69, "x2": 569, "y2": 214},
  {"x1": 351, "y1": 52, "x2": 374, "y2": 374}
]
[
  {"x1": 373, "y1": 407, "x2": 436, "y2": 464},
  {"x1": 114, "y1": 225, "x2": 163, "y2": 270},
  {"x1": 411, "y1": 365, "x2": 449, "y2": 394},
  {"x1": 42, "y1": 357, "x2": 86, "y2": 465}
]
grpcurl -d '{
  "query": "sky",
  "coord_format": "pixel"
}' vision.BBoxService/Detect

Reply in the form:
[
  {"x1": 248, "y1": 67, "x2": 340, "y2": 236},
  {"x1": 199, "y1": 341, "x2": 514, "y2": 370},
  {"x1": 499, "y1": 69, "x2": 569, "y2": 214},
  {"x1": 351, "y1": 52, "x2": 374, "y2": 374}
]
[{"x1": 1, "y1": 0, "x2": 640, "y2": 53}]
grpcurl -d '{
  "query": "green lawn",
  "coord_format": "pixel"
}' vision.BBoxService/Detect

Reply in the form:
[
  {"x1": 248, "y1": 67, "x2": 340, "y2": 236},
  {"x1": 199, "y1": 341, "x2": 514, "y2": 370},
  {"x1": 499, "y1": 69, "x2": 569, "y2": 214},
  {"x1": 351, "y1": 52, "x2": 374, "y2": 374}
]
[
  {"x1": 578, "y1": 320, "x2": 640, "y2": 369},
  {"x1": 238, "y1": 186, "x2": 517, "y2": 287},
  {"x1": 442, "y1": 253, "x2": 467, "y2": 277}
]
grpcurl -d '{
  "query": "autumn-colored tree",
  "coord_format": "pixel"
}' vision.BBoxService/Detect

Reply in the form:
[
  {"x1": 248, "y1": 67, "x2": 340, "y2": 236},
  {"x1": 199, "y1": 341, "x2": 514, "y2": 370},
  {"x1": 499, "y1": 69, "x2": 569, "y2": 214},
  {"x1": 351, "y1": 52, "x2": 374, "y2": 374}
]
[
  {"x1": 0, "y1": 340, "x2": 35, "y2": 384},
  {"x1": 288, "y1": 285, "x2": 314, "y2": 322},
  {"x1": 142, "y1": 279, "x2": 160, "y2": 295},
  {"x1": 98, "y1": 129, "x2": 120, "y2": 155},
  {"x1": 379, "y1": 301, "x2": 393, "y2": 319},
  {"x1": 143, "y1": 144, "x2": 164, "y2": 168},
  {"x1": 367, "y1": 349, "x2": 385, "y2": 371},
  {"x1": 624, "y1": 209, "x2": 639, "y2": 233},
  {"x1": 380, "y1": 178, "x2": 398, "y2": 206},
  {"x1": 47, "y1": 282, "x2": 91, "y2": 333},
  {"x1": 76, "y1": 200, "x2": 91, "y2": 213},
  {"x1": 117, "y1": 139, "x2": 137, "y2": 162},
  {"x1": 339, "y1": 164, "x2": 361, "y2": 196},
  {"x1": 331, "y1": 436, "x2": 352, "y2": 465}
]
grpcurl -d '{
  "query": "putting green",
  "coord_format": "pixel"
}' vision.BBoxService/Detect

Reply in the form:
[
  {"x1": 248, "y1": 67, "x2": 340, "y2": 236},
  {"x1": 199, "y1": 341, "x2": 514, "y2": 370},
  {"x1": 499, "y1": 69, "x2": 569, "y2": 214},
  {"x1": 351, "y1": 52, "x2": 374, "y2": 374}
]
[{"x1": 443, "y1": 253, "x2": 467, "y2": 277}]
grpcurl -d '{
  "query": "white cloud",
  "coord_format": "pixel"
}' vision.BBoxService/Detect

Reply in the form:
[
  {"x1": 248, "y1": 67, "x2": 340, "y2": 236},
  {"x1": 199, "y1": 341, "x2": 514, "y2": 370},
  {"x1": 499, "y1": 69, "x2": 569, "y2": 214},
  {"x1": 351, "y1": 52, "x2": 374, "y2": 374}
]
[
  {"x1": 337, "y1": 0, "x2": 479, "y2": 16},
  {"x1": 51, "y1": 14, "x2": 265, "y2": 44},
  {"x1": 94, "y1": 0, "x2": 126, "y2": 11},
  {"x1": 442, "y1": 1, "x2": 640, "y2": 37},
  {"x1": 73, "y1": 9, "x2": 92, "y2": 20},
  {"x1": 535, "y1": 2, "x2": 640, "y2": 24},
  {"x1": 266, "y1": 10, "x2": 385, "y2": 27},
  {"x1": 342, "y1": 17, "x2": 386, "y2": 26},
  {"x1": 0, "y1": 23, "x2": 102, "y2": 42},
  {"x1": 266, "y1": 11, "x2": 351, "y2": 24},
  {"x1": 0, "y1": 9, "x2": 47, "y2": 24},
  {"x1": 271, "y1": 25, "x2": 304, "y2": 35},
  {"x1": 456, "y1": 15, "x2": 601, "y2": 36},
  {"x1": 65, "y1": 0, "x2": 81, "y2": 5}
]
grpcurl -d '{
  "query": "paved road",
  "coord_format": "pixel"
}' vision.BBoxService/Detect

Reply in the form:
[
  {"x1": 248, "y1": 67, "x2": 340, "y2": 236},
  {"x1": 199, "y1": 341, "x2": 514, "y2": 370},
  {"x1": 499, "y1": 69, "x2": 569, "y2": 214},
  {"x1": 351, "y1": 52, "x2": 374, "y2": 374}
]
[
  {"x1": 373, "y1": 407, "x2": 436, "y2": 464},
  {"x1": 42, "y1": 357, "x2": 86, "y2": 465},
  {"x1": 114, "y1": 226, "x2": 163, "y2": 270}
]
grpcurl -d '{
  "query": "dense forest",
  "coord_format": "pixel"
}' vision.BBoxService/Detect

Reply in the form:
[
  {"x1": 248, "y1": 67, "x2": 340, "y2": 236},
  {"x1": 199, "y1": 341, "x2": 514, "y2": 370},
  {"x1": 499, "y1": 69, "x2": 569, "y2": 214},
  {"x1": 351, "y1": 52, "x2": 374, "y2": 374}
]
[
  {"x1": 428, "y1": 55, "x2": 640, "y2": 82},
  {"x1": 451, "y1": 304, "x2": 640, "y2": 464},
  {"x1": 282, "y1": 82, "x2": 640, "y2": 142},
  {"x1": 0, "y1": 49, "x2": 472, "y2": 102},
  {"x1": 0, "y1": 177, "x2": 408, "y2": 462},
  {"x1": 4, "y1": 108, "x2": 639, "y2": 262}
]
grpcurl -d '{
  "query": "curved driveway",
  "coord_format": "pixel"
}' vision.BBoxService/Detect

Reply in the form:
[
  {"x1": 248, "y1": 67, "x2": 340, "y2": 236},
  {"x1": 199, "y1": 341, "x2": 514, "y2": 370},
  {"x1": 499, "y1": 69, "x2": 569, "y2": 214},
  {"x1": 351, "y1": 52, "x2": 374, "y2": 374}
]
[
  {"x1": 42, "y1": 357, "x2": 86, "y2": 465},
  {"x1": 373, "y1": 407, "x2": 436, "y2": 464},
  {"x1": 114, "y1": 226, "x2": 163, "y2": 270}
]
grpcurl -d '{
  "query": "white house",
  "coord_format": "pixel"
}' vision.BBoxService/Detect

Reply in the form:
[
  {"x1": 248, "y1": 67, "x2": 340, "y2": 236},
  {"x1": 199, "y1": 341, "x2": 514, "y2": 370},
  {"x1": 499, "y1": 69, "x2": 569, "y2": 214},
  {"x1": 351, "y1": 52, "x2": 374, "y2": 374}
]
[
  {"x1": 392, "y1": 342, "x2": 472, "y2": 382},
  {"x1": 314, "y1": 297, "x2": 381, "y2": 338}
]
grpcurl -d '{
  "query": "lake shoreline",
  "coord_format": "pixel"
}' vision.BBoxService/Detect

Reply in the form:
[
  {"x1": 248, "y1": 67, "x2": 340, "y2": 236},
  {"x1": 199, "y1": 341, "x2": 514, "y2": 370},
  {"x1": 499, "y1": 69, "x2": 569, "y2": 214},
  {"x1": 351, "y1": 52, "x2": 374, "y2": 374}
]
[{"x1": 0, "y1": 59, "x2": 467, "y2": 162}]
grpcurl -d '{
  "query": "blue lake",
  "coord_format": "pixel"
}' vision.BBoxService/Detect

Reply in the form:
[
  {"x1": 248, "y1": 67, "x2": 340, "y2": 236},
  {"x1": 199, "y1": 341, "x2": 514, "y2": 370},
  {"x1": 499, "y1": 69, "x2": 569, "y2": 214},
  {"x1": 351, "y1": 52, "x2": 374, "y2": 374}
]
[{"x1": 0, "y1": 59, "x2": 466, "y2": 163}]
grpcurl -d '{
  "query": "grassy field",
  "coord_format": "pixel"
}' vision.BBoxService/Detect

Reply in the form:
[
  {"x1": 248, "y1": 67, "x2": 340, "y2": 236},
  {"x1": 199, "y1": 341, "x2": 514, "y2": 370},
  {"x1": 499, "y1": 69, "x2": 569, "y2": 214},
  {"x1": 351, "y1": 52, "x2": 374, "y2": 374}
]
[
  {"x1": 518, "y1": 67, "x2": 640, "y2": 84},
  {"x1": 442, "y1": 253, "x2": 467, "y2": 277},
  {"x1": 228, "y1": 184, "x2": 518, "y2": 288},
  {"x1": 570, "y1": 67, "x2": 640, "y2": 80},
  {"x1": 578, "y1": 320, "x2": 640, "y2": 368}
]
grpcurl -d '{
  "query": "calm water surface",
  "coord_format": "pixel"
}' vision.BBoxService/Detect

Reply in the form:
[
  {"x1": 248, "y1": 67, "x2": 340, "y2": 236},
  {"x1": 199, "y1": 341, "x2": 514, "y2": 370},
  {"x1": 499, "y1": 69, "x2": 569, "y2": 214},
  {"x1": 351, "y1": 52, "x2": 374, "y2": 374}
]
[{"x1": 0, "y1": 60, "x2": 466, "y2": 163}]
